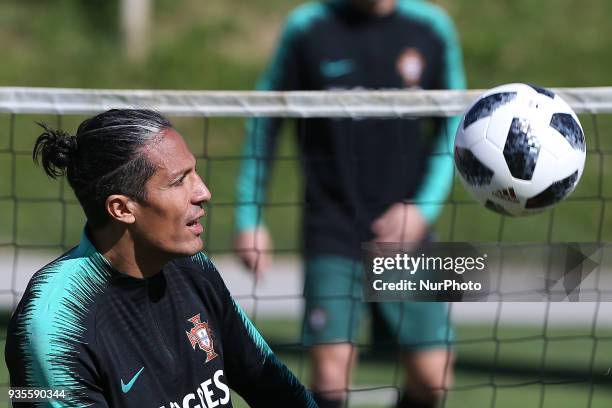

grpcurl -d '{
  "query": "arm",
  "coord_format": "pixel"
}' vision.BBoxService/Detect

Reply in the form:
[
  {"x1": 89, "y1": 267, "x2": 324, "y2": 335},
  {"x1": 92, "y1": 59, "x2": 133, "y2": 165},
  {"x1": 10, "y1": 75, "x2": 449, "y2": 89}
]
[
  {"x1": 224, "y1": 298, "x2": 317, "y2": 407},
  {"x1": 234, "y1": 13, "x2": 305, "y2": 274},
  {"x1": 371, "y1": 11, "x2": 466, "y2": 244},
  {"x1": 6, "y1": 307, "x2": 108, "y2": 408},
  {"x1": 192, "y1": 253, "x2": 316, "y2": 407},
  {"x1": 412, "y1": 11, "x2": 467, "y2": 224}
]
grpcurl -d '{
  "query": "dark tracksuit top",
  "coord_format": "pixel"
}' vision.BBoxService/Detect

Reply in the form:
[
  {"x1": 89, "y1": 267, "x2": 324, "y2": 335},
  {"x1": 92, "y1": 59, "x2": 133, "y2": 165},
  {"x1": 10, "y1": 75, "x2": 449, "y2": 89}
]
[
  {"x1": 235, "y1": 0, "x2": 466, "y2": 258},
  {"x1": 5, "y1": 230, "x2": 317, "y2": 408}
]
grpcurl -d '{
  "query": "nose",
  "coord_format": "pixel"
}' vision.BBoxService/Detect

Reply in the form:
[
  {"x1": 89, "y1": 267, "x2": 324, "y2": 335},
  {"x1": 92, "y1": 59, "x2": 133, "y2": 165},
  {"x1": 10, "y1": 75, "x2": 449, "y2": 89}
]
[{"x1": 193, "y1": 174, "x2": 212, "y2": 205}]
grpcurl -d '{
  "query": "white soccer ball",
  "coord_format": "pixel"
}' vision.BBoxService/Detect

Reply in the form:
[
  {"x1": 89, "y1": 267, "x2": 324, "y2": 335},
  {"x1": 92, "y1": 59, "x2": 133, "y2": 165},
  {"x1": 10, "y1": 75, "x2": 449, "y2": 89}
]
[{"x1": 454, "y1": 83, "x2": 586, "y2": 216}]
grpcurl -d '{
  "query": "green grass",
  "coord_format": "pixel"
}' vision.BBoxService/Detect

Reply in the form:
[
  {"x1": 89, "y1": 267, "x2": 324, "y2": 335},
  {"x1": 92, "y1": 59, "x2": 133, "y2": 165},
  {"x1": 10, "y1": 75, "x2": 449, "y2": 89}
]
[
  {"x1": 237, "y1": 319, "x2": 612, "y2": 407},
  {"x1": 253, "y1": 317, "x2": 612, "y2": 374},
  {"x1": 3, "y1": 0, "x2": 612, "y2": 89},
  {"x1": 230, "y1": 356, "x2": 612, "y2": 408},
  {"x1": 228, "y1": 319, "x2": 612, "y2": 407}
]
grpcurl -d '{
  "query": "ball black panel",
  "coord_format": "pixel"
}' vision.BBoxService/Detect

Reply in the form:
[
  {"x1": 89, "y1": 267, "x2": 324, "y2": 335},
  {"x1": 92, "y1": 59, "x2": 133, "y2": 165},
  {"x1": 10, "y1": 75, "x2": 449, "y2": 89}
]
[
  {"x1": 485, "y1": 200, "x2": 513, "y2": 216},
  {"x1": 528, "y1": 84, "x2": 555, "y2": 99},
  {"x1": 454, "y1": 146, "x2": 494, "y2": 187},
  {"x1": 525, "y1": 171, "x2": 578, "y2": 209},
  {"x1": 464, "y1": 92, "x2": 517, "y2": 129},
  {"x1": 503, "y1": 118, "x2": 540, "y2": 180},
  {"x1": 550, "y1": 113, "x2": 585, "y2": 152}
]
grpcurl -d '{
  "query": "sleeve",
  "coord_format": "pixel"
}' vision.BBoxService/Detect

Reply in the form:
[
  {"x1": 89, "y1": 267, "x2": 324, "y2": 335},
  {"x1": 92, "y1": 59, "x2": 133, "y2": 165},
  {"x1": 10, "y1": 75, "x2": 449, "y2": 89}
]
[
  {"x1": 5, "y1": 304, "x2": 109, "y2": 408},
  {"x1": 223, "y1": 298, "x2": 317, "y2": 407},
  {"x1": 194, "y1": 255, "x2": 316, "y2": 407},
  {"x1": 234, "y1": 13, "x2": 305, "y2": 232},
  {"x1": 412, "y1": 11, "x2": 467, "y2": 224}
]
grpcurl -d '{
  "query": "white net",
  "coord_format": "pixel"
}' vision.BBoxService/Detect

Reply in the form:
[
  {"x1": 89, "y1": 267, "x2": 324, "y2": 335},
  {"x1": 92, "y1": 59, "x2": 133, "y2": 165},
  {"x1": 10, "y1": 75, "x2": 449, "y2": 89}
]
[
  {"x1": 1, "y1": 87, "x2": 612, "y2": 407},
  {"x1": 2, "y1": 86, "x2": 612, "y2": 116}
]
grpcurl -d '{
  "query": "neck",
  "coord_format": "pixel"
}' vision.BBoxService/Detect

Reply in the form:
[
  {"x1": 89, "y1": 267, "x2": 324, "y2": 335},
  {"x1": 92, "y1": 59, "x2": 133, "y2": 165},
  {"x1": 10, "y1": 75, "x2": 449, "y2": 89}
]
[
  {"x1": 350, "y1": 0, "x2": 396, "y2": 17},
  {"x1": 373, "y1": 0, "x2": 395, "y2": 16},
  {"x1": 90, "y1": 224, "x2": 170, "y2": 279}
]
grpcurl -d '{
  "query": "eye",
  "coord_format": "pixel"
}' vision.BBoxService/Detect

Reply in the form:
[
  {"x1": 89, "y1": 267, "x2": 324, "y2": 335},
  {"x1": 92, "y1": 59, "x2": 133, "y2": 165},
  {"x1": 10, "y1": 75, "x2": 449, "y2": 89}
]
[{"x1": 172, "y1": 174, "x2": 186, "y2": 186}]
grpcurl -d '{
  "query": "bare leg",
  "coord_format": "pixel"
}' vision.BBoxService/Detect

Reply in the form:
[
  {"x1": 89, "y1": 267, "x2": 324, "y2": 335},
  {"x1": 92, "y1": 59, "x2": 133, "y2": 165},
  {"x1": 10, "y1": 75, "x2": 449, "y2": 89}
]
[
  {"x1": 310, "y1": 343, "x2": 357, "y2": 403},
  {"x1": 399, "y1": 349, "x2": 454, "y2": 407}
]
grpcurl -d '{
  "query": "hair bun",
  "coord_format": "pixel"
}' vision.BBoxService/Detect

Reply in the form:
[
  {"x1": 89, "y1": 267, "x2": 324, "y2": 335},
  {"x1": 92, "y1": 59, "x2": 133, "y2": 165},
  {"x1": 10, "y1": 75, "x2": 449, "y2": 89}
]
[{"x1": 32, "y1": 122, "x2": 77, "y2": 178}]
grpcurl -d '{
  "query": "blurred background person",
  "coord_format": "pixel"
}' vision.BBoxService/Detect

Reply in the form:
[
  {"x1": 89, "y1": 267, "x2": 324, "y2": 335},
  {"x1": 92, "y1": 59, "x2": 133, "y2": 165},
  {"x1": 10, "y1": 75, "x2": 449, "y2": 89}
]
[{"x1": 234, "y1": 0, "x2": 466, "y2": 407}]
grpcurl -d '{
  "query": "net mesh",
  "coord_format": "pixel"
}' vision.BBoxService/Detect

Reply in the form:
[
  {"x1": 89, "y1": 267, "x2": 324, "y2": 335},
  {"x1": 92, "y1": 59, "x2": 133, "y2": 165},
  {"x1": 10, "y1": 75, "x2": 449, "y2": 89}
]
[{"x1": 1, "y1": 87, "x2": 612, "y2": 407}]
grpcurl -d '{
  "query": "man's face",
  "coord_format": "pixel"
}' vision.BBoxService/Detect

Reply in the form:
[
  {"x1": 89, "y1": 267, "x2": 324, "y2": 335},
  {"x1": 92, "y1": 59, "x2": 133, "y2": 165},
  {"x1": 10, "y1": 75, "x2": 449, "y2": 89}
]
[{"x1": 131, "y1": 128, "x2": 211, "y2": 257}]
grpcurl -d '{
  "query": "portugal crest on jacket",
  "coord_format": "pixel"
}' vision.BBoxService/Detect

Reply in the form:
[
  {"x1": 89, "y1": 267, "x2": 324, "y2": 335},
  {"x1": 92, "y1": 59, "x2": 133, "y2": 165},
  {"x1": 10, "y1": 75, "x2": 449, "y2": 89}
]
[
  {"x1": 396, "y1": 47, "x2": 425, "y2": 87},
  {"x1": 186, "y1": 313, "x2": 218, "y2": 363}
]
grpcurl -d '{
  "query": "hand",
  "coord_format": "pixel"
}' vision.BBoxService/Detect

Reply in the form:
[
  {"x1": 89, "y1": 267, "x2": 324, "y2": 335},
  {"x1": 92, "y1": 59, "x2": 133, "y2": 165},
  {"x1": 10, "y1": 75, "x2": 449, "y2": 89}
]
[
  {"x1": 234, "y1": 226, "x2": 272, "y2": 278},
  {"x1": 371, "y1": 203, "x2": 428, "y2": 244}
]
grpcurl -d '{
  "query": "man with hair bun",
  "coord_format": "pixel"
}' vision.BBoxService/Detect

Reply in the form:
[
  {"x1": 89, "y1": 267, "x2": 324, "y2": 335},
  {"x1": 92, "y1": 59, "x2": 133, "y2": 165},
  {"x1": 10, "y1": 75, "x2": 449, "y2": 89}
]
[{"x1": 5, "y1": 109, "x2": 317, "y2": 408}]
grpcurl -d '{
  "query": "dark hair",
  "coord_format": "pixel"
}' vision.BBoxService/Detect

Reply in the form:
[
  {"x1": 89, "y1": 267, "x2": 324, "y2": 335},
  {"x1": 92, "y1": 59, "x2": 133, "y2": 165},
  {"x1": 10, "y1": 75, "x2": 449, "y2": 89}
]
[{"x1": 33, "y1": 109, "x2": 172, "y2": 228}]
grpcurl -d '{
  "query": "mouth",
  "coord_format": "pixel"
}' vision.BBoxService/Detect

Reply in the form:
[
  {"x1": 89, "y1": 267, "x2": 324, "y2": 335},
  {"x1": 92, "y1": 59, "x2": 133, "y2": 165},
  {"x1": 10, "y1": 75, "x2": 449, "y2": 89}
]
[{"x1": 186, "y1": 211, "x2": 205, "y2": 235}]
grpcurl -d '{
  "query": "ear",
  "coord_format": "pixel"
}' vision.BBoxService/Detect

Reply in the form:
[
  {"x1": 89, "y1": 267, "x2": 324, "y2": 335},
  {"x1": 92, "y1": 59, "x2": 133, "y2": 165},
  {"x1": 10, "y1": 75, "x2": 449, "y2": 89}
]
[{"x1": 106, "y1": 194, "x2": 136, "y2": 224}]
